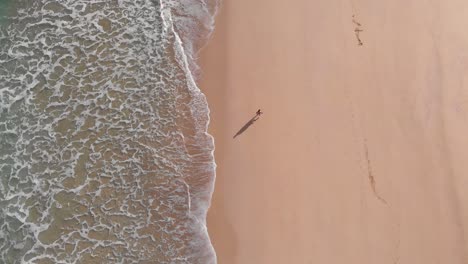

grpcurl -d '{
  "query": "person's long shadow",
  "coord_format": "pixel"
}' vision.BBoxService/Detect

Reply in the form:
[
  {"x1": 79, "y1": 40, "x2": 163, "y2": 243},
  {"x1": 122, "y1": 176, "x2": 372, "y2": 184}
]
[{"x1": 233, "y1": 114, "x2": 261, "y2": 139}]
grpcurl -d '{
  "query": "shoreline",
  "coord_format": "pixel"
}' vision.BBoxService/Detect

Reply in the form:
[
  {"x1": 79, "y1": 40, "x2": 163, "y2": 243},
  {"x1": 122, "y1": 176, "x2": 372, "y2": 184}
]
[
  {"x1": 197, "y1": 3, "x2": 231, "y2": 262},
  {"x1": 200, "y1": 1, "x2": 468, "y2": 263}
]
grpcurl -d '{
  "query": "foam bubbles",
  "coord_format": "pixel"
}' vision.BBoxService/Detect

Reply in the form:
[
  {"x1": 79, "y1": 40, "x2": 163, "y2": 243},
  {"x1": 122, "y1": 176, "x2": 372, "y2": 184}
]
[{"x1": 0, "y1": 0, "x2": 219, "y2": 263}]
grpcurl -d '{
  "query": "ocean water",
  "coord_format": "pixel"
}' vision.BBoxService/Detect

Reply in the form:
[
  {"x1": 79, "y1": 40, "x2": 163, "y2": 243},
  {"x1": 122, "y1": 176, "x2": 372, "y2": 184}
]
[
  {"x1": 0, "y1": 1, "x2": 13, "y2": 23},
  {"x1": 0, "y1": 0, "x2": 218, "y2": 263}
]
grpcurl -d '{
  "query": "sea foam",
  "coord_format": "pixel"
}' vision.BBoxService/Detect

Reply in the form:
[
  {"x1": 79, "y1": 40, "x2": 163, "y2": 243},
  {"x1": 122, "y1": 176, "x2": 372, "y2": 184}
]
[{"x1": 0, "y1": 0, "x2": 219, "y2": 263}]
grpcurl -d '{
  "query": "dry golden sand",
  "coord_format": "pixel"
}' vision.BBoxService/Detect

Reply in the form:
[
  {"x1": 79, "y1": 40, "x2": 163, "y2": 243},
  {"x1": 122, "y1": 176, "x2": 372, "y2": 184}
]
[{"x1": 199, "y1": 0, "x2": 468, "y2": 263}]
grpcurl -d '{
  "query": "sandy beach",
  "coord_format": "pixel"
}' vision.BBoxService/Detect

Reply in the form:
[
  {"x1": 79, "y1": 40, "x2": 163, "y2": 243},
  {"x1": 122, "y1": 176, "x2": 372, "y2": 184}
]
[{"x1": 199, "y1": 0, "x2": 468, "y2": 263}]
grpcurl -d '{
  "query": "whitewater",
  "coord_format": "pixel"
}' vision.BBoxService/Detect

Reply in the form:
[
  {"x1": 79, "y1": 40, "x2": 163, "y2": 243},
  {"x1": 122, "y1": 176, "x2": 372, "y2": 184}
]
[{"x1": 0, "y1": 0, "x2": 219, "y2": 263}]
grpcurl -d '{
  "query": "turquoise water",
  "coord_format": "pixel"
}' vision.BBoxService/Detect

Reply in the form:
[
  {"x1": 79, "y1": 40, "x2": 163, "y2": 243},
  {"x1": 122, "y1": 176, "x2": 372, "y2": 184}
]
[
  {"x1": 0, "y1": 0, "x2": 13, "y2": 23},
  {"x1": 0, "y1": 0, "x2": 218, "y2": 263}
]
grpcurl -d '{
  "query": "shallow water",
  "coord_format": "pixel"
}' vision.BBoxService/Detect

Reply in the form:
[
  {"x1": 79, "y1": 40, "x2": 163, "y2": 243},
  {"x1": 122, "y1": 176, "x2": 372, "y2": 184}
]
[
  {"x1": 0, "y1": 0, "x2": 13, "y2": 16},
  {"x1": 0, "y1": 0, "x2": 218, "y2": 263}
]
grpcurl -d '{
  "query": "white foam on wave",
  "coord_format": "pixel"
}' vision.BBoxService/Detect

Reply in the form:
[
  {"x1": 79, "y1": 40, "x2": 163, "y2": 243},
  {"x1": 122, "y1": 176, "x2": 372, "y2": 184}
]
[
  {"x1": 160, "y1": 0, "x2": 221, "y2": 263},
  {"x1": 0, "y1": 0, "x2": 221, "y2": 263}
]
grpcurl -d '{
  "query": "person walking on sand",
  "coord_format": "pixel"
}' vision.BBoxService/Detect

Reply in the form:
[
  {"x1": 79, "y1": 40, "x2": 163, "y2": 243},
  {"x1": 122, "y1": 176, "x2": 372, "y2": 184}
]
[
  {"x1": 251, "y1": 109, "x2": 262, "y2": 122},
  {"x1": 233, "y1": 109, "x2": 263, "y2": 139}
]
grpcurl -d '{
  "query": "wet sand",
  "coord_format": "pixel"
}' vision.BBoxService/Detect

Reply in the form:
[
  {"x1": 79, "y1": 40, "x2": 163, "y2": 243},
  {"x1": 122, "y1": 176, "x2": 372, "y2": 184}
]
[{"x1": 199, "y1": 0, "x2": 468, "y2": 263}]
